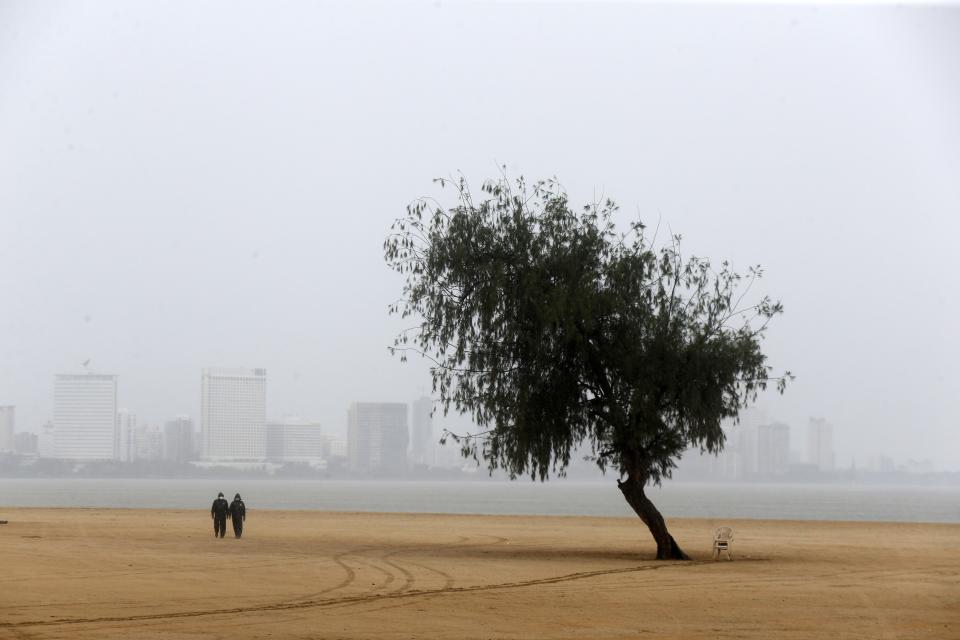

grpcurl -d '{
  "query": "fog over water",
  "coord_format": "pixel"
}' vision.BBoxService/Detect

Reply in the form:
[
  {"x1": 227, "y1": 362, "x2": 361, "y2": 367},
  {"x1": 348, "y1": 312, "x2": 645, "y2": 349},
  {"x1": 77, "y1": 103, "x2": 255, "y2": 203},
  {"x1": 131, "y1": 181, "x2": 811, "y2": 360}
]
[
  {"x1": 2, "y1": 479, "x2": 958, "y2": 524},
  {"x1": 1, "y1": 2, "x2": 958, "y2": 469}
]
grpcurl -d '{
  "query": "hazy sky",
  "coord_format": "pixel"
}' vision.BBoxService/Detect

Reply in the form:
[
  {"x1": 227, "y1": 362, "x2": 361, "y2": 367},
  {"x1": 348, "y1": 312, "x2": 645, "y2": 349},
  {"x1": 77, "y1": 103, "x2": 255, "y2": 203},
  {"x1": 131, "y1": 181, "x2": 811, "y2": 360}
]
[{"x1": 1, "y1": 1, "x2": 958, "y2": 469}]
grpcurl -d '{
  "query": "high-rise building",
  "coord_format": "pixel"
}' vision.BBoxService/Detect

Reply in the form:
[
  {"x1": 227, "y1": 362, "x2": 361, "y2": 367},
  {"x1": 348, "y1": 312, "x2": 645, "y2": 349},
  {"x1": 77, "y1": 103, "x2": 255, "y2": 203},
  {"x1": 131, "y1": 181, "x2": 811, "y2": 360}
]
[
  {"x1": 265, "y1": 417, "x2": 323, "y2": 463},
  {"x1": 410, "y1": 396, "x2": 433, "y2": 466},
  {"x1": 53, "y1": 373, "x2": 118, "y2": 460},
  {"x1": 164, "y1": 416, "x2": 195, "y2": 463},
  {"x1": 0, "y1": 405, "x2": 14, "y2": 452},
  {"x1": 722, "y1": 422, "x2": 757, "y2": 478},
  {"x1": 134, "y1": 424, "x2": 163, "y2": 460},
  {"x1": 807, "y1": 417, "x2": 834, "y2": 472},
  {"x1": 201, "y1": 367, "x2": 267, "y2": 461},
  {"x1": 14, "y1": 431, "x2": 38, "y2": 455},
  {"x1": 347, "y1": 402, "x2": 408, "y2": 474},
  {"x1": 117, "y1": 409, "x2": 137, "y2": 462},
  {"x1": 756, "y1": 422, "x2": 790, "y2": 476}
]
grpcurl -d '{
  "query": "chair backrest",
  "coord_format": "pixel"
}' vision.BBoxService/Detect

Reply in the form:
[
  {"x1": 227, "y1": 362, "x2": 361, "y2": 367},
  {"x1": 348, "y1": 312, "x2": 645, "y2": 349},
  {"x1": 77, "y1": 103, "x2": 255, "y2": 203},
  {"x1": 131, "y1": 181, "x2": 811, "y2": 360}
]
[{"x1": 714, "y1": 526, "x2": 734, "y2": 542}]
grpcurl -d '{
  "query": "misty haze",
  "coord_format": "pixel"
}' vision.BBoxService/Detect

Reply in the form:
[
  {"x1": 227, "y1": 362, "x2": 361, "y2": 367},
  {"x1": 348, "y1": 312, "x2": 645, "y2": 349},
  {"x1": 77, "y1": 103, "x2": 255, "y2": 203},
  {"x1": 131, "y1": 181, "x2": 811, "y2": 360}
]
[{"x1": 1, "y1": 2, "x2": 957, "y2": 639}]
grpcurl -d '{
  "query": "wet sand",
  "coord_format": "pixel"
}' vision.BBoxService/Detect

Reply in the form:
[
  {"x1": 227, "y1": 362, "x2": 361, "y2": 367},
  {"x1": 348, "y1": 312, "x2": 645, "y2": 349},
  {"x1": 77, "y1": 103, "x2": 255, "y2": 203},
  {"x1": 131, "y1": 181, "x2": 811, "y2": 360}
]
[{"x1": 1, "y1": 508, "x2": 957, "y2": 639}]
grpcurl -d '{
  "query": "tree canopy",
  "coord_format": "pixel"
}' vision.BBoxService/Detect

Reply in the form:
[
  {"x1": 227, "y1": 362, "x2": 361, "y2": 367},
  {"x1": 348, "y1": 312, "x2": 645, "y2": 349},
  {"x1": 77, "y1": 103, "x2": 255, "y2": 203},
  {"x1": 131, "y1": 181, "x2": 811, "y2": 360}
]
[{"x1": 385, "y1": 174, "x2": 789, "y2": 559}]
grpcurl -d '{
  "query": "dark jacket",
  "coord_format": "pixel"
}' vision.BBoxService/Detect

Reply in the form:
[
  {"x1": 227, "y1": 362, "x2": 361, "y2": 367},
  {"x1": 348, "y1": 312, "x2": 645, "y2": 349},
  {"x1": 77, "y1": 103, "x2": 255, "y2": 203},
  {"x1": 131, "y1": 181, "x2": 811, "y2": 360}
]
[
  {"x1": 211, "y1": 497, "x2": 230, "y2": 519},
  {"x1": 230, "y1": 499, "x2": 246, "y2": 522}
]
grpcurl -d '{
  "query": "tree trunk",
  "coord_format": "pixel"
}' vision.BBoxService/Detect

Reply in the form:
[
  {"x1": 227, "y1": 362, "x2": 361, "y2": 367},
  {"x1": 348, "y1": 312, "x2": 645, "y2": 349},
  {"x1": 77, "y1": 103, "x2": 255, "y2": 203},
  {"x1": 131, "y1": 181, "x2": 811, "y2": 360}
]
[{"x1": 618, "y1": 474, "x2": 690, "y2": 560}]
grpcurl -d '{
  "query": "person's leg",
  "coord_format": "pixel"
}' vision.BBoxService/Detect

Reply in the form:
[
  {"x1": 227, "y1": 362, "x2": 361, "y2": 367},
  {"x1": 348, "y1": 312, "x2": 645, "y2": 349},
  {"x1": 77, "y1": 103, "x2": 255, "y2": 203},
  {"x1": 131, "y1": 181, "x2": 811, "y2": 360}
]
[{"x1": 214, "y1": 517, "x2": 219, "y2": 537}]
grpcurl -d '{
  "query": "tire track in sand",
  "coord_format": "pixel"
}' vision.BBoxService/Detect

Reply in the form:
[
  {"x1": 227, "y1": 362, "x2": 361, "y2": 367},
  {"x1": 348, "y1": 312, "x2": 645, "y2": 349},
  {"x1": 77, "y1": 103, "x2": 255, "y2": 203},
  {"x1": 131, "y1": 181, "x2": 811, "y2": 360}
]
[
  {"x1": 1, "y1": 560, "x2": 700, "y2": 630},
  {"x1": 326, "y1": 533, "x2": 508, "y2": 606},
  {"x1": 296, "y1": 534, "x2": 488, "y2": 605},
  {"x1": 371, "y1": 534, "x2": 507, "y2": 596}
]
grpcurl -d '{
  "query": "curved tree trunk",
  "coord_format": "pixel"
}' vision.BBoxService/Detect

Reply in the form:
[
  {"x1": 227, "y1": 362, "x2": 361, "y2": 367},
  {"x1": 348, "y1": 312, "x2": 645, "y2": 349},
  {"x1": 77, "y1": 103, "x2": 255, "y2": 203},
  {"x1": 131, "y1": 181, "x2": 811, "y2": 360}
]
[{"x1": 618, "y1": 474, "x2": 690, "y2": 560}]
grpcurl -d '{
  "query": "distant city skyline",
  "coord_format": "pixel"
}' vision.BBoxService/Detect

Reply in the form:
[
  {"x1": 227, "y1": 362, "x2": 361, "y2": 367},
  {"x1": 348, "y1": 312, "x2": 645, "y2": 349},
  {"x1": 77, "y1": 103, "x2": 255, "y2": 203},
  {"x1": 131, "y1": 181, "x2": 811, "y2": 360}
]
[
  {"x1": 0, "y1": 363, "x2": 945, "y2": 472},
  {"x1": 5, "y1": 368, "x2": 472, "y2": 473}
]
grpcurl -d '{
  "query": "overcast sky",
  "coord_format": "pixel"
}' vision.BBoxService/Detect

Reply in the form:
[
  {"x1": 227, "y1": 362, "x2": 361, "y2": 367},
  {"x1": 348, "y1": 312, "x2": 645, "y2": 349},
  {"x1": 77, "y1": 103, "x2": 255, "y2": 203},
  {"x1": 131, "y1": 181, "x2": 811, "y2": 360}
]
[{"x1": 1, "y1": 1, "x2": 958, "y2": 469}]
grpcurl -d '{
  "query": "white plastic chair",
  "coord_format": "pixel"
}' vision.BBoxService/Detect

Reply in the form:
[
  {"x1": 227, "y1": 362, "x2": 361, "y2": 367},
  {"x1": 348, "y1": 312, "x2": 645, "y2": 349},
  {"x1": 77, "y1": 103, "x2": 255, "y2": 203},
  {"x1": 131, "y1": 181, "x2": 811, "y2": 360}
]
[{"x1": 713, "y1": 526, "x2": 734, "y2": 560}]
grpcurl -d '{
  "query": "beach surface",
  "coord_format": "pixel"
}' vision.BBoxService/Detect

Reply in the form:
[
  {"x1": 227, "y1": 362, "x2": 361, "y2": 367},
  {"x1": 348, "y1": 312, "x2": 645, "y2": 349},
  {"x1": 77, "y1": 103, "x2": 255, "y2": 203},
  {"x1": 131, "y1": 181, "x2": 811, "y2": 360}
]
[{"x1": 1, "y1": 508, "x2": 957, "y2": 639}]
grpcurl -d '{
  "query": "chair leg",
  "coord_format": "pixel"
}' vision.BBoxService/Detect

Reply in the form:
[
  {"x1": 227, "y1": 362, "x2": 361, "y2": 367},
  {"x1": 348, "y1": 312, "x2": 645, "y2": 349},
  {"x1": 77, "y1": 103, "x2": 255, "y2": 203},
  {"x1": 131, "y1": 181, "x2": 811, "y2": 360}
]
[{"x1": 712, "y1": 547, "x2": 719, "y2": 561}]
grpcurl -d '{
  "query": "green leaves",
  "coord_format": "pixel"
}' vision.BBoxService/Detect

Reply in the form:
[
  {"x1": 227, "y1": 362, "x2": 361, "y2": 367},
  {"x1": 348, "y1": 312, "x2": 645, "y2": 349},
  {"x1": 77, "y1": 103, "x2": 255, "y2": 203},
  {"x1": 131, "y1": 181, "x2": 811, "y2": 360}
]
[{"x1": 385, "y1": 174, "x2": 789, "y2": 485}]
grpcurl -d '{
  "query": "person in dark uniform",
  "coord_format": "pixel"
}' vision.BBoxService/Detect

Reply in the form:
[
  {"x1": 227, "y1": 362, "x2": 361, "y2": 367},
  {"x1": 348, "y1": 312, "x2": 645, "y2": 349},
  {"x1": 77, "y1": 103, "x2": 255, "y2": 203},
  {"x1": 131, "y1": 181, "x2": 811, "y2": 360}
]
[
  {"x1": 211, "y1": 492, "x2": 229, "y2": 538},
  {"x1": 229, "y1": 493, "x2": 246, "y2": 539}
]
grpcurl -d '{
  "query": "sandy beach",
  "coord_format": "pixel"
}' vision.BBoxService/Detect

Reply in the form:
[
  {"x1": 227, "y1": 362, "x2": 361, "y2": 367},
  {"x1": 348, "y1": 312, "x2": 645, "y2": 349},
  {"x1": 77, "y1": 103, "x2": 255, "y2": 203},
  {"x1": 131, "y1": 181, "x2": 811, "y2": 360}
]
[{"x1": 1, "y1": 508, "x2": 957, "y2": 639}]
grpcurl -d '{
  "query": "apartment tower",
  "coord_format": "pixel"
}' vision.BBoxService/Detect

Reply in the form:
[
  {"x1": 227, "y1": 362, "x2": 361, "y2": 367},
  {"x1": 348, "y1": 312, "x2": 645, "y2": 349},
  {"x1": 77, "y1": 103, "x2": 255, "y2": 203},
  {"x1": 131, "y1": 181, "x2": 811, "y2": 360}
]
[
  {"x1": 807, "y1": 417, "x2": 835, "y2": 472},
  {"x1": 53, "y1": 373, "x2": 118, "y2": 460},
  {"x1": 201, "y1": 367, "x2": 267, "y2": 461},
  {"x1": 347, "y1": 402, "x2": 408, "y2": 474}
]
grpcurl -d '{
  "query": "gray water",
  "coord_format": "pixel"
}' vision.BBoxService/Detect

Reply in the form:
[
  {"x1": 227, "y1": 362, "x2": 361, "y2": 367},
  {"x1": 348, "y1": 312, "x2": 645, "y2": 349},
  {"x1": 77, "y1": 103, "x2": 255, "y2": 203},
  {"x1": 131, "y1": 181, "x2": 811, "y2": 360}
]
[{"x1": 2, "y1": 479, "x2": 958, "y2": 523}]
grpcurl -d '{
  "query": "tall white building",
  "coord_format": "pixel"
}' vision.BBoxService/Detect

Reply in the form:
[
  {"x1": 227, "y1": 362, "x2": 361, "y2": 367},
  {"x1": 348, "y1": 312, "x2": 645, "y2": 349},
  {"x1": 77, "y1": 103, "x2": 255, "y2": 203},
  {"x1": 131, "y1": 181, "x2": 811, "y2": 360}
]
[
  {"x1": 201, "y1": 367, "x2": 267, "y2": 461},
  {"x1": 410, "y1": 396, "x2": 433, "y2": 466},
  {"x1": 53, "y1": 373, "x2": 118, "y2": 460},
  {"x1": 347, "y1": 402, "x2": 408, "y2": 474},
  {"x1": 807, "y1": 417, "x2": 835, "y2": 472},
  {"x1": 0, "y1": 405, "x2": 14, "y2": 453}
]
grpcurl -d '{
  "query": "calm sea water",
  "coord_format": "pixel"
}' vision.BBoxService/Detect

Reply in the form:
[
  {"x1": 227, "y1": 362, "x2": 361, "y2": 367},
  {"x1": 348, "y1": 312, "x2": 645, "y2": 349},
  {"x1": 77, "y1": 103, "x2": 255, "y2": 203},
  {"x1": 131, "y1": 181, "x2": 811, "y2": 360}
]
[{"x1": 1, "y1": 478, "x2": 958, "y2": 523}]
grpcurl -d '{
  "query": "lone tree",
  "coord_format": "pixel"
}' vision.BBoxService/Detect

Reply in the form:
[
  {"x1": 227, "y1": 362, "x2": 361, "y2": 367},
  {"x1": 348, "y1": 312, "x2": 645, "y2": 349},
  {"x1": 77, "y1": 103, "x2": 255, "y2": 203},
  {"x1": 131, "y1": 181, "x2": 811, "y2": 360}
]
[{"x1": 384, "y1": 175, "x2": 789, "y2": 560}]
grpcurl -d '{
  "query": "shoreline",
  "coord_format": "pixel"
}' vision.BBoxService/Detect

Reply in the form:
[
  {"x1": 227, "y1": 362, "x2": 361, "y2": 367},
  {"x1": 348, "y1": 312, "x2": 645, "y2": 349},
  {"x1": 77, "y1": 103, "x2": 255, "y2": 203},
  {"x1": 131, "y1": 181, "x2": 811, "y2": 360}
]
[
  {"x1": 3, "y1": 479, "x2": 958, "y2": 524},
  {"x1": 4, "y1": 475, "x2": 958, "y2": 486},
  {"x1": 3, "y1": 505, "x2": 960, "y2": 528}
]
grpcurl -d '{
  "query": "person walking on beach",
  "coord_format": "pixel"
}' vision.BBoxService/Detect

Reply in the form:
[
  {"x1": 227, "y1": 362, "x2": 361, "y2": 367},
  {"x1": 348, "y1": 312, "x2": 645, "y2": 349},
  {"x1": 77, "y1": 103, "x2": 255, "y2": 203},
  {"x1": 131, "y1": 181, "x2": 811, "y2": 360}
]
[
  {"x1": 211, "y1": 492, "x2": 229, "y2": 538},
  {"x1": 229, "y1": 493, "x2": 246, "y2": 539}
]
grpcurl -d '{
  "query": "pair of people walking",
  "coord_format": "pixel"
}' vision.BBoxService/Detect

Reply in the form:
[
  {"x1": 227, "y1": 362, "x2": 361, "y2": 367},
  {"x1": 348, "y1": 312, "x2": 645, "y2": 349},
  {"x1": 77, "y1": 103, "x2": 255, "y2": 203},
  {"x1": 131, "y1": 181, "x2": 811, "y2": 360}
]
[{"x1": 211, "y1": 492, "x2": 246, "y2": 539}]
